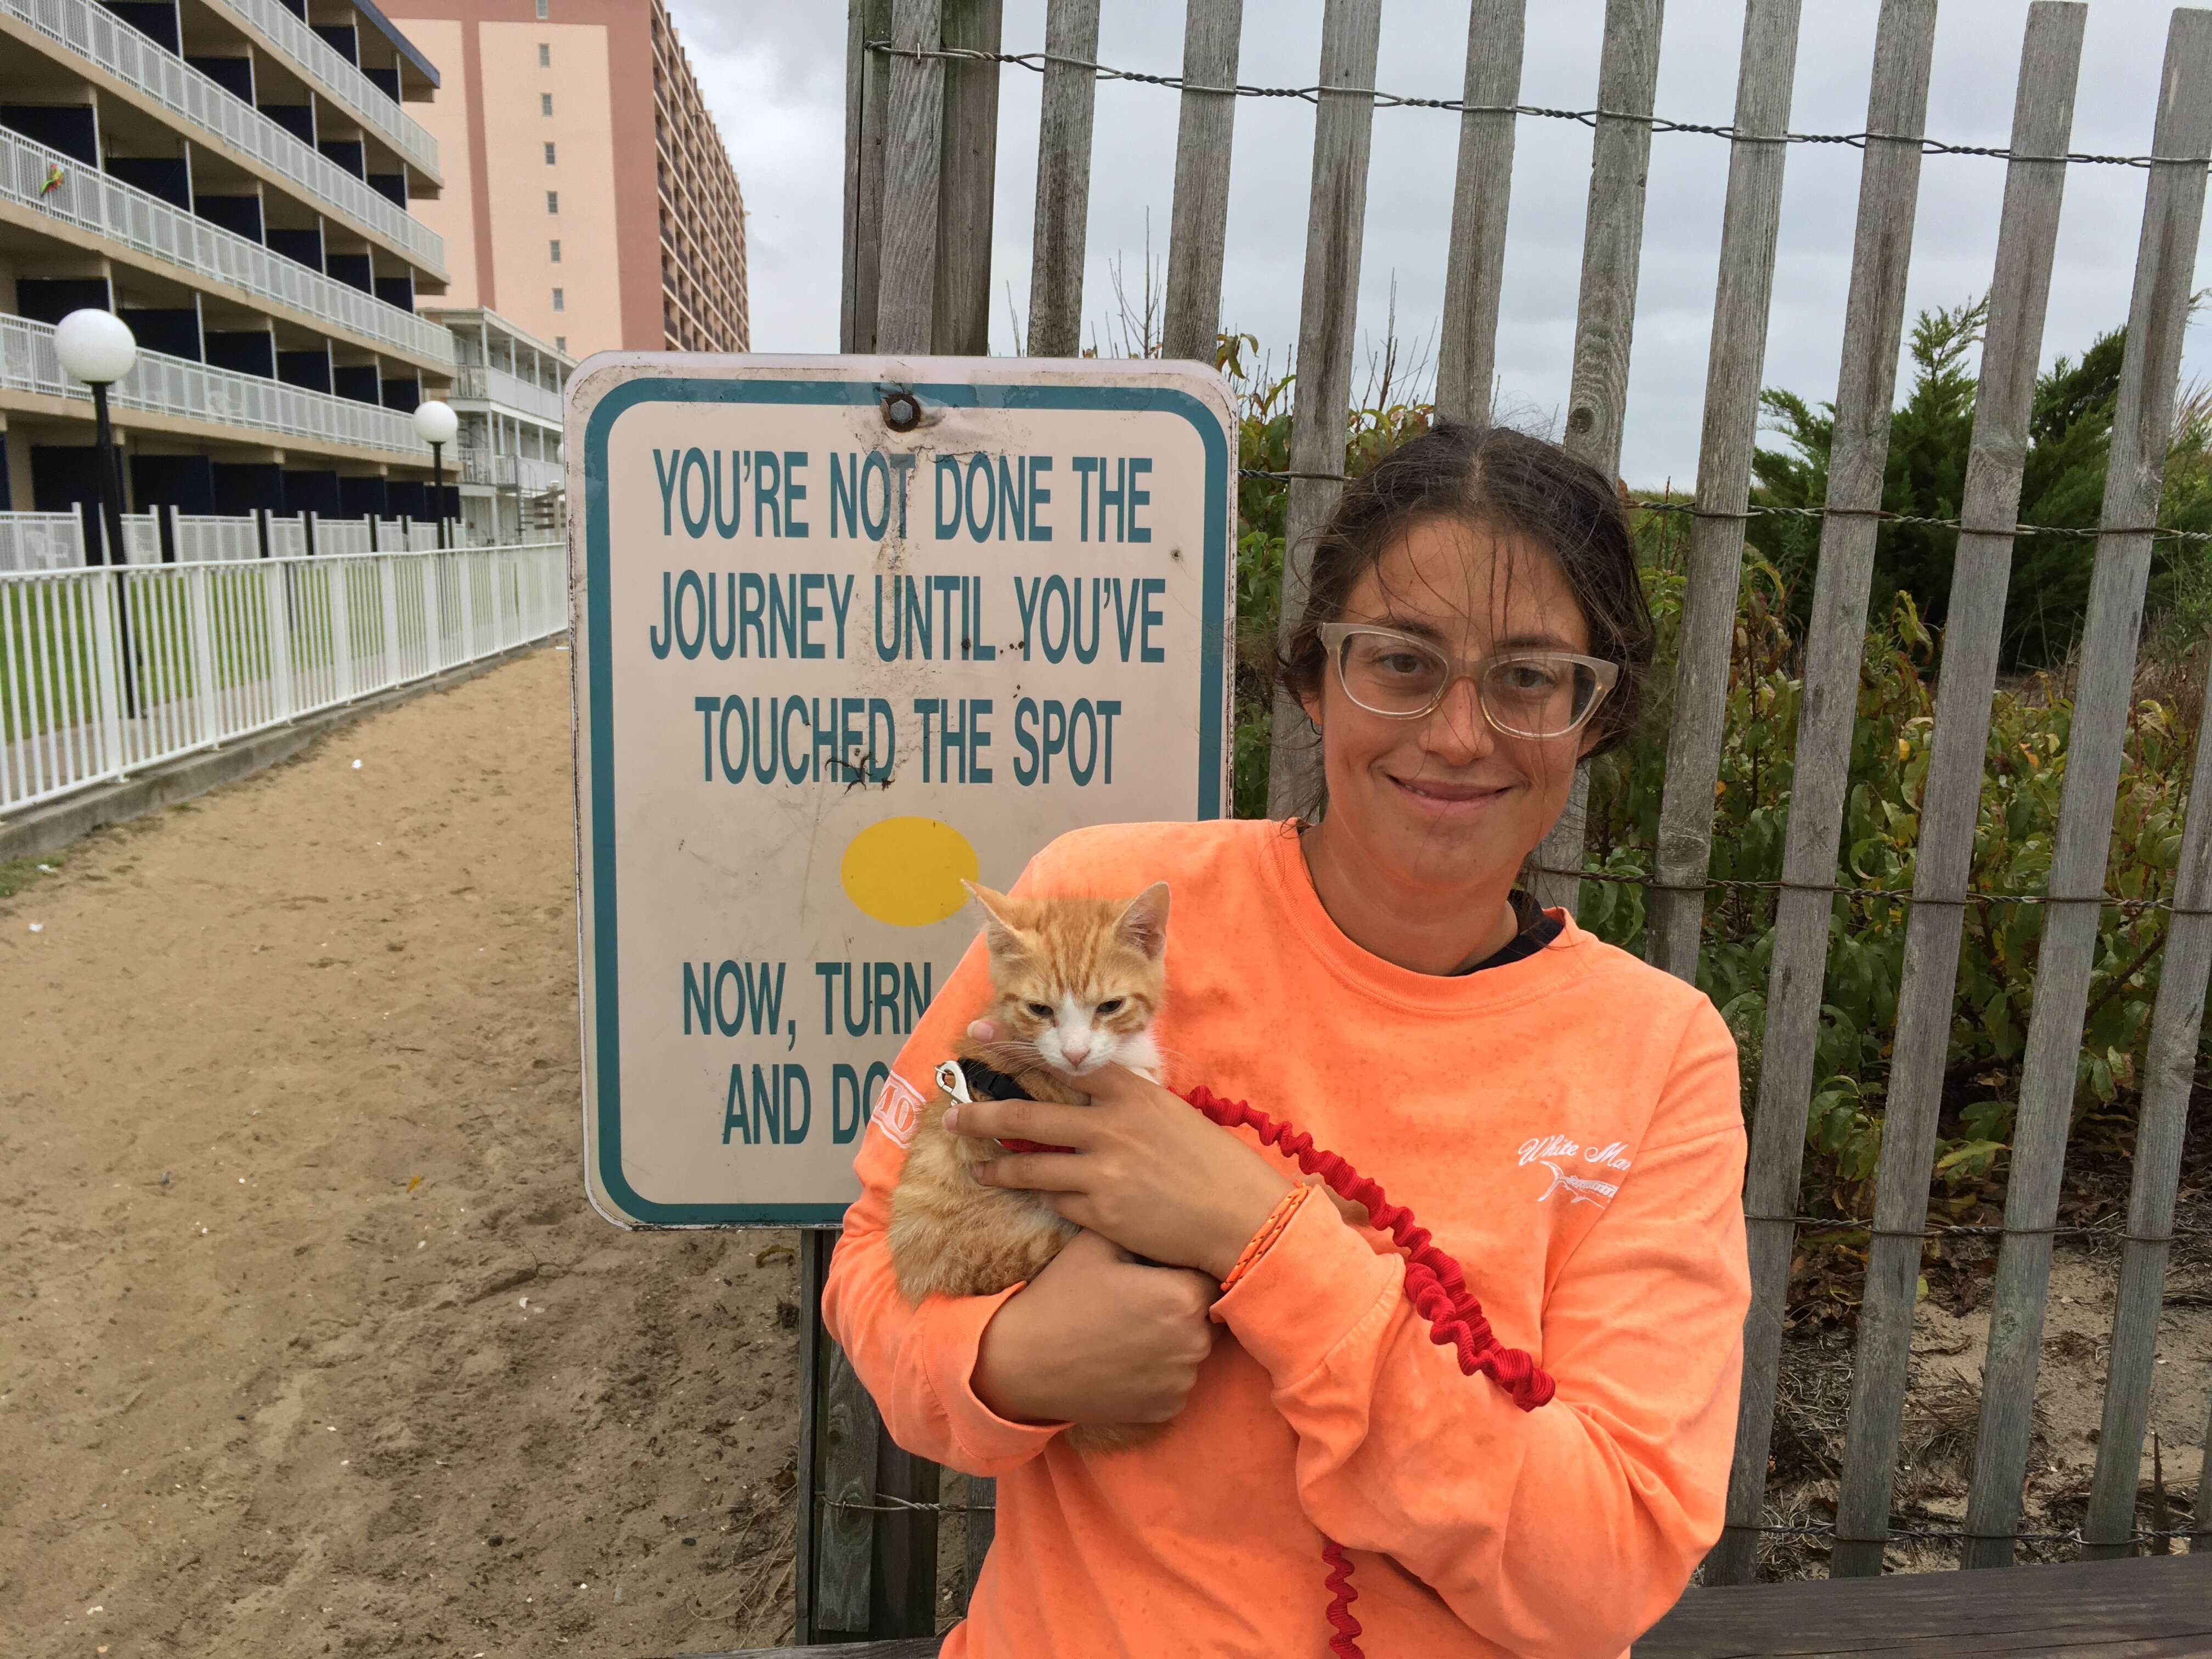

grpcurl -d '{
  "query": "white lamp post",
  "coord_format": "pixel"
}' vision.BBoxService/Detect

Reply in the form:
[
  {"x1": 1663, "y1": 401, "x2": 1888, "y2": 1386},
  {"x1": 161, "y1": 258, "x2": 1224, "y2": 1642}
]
[
  {"x1": 413, "y1": 398, "x2": 459, "y2": 549},
  {"x1": 54, "y1": 308, "x2": 140, "y2": 714}
]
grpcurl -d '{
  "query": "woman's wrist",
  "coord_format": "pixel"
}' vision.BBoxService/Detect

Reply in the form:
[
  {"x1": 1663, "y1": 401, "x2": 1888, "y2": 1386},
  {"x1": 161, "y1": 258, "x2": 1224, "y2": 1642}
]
[{"x1": 1201, "y1": 1172, "x2": 1302, "y2": 1281}]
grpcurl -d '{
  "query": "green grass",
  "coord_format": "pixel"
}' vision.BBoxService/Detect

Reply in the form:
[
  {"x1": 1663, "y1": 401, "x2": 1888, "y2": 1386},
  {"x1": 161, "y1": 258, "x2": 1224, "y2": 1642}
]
[{"x1": 0, "y1": 849, "x2": 65, "y2": 900}]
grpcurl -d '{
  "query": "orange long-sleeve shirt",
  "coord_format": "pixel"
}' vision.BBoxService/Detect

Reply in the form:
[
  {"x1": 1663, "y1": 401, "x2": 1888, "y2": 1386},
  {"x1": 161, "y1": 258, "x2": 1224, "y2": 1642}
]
[{"x1": 822, "y1": 819, "x2": 1750, "y2": 1659}]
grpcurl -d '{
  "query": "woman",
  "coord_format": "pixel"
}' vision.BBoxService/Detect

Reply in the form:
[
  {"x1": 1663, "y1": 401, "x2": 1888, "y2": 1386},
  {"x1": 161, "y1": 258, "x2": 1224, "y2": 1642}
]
[{"x1": 823, "y1": 422, "x2": 1750, "y2": 1658}]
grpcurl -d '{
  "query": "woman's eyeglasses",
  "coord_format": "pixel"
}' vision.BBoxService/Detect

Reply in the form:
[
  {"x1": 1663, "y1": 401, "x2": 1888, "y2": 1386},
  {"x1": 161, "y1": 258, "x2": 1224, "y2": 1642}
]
[{"x1": 1317, "y1": 623, "x2": 1620, "y2": 739}]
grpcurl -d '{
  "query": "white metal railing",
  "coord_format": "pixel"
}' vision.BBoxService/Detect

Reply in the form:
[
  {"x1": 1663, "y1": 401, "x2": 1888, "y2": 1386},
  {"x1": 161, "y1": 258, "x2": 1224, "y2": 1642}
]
[
  {"x1": 1, "y1": 0, "x2": 447, "y2": 278},
  {"x1": 459, "y1": 452, "x2": 565, "y2": 493},
  {"x1": 200, "y1": 0, "x2": 441, "y2": 182},
  {"x1": 0, "y1": 128, "x2": 455, "y2": 368},
  {"x1": 0, "y1": 511, "x2": 486, "y2": 571},
  {"x1": 2, "y1": 313, "x2": 431, "y2": 459},
  {"x1": 1, "y1": 541, "x2": 566, "y2": 813},
  {"x1": 453, "y1": 363, "x2": 564, "y2": 424}
]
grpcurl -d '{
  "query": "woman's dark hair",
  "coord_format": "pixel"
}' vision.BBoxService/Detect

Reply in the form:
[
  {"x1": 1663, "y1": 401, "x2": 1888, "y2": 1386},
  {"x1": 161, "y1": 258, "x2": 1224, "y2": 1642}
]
[{"x1": 1279, "y1": 420, "x2": 1654, "y2": 760}]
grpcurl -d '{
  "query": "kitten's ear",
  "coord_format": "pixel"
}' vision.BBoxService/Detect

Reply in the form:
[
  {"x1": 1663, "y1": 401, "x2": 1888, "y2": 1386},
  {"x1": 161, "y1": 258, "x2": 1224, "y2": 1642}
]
[
  {"x1": 962, "y1": 881, "x2": 1029, "y2": 958},
  {"x1": 1116, "y1": 882, "x2": 1171, "y2": 961}
]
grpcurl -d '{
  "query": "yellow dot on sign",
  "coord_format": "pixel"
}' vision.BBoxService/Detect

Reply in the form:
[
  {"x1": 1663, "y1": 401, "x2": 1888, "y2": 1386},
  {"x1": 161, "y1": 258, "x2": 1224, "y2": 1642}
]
[{"x1": 840, "y1": 817, "x2": 979, "y2": 927}]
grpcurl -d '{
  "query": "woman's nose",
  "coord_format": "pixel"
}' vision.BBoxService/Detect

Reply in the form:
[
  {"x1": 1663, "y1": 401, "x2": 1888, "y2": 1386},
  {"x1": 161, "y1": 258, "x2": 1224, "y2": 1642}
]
[{"x1": 1422, "y1": 676, "x2": 1493, "y2": 761}]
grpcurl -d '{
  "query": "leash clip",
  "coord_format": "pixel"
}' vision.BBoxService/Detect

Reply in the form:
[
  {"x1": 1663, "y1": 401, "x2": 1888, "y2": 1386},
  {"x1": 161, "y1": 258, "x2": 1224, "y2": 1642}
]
[{"x1": 934, "y1": 1059, "x2": 973, "y2": 1105}]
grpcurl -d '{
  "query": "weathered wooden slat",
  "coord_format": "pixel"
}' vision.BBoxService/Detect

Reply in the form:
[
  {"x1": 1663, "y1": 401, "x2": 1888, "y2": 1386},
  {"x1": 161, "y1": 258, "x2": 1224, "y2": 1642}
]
[
  {"x1": 840, "y1": 0, "x2": 895, "y2": 354},
  {"x1": 1645, "y1": 0, "x2": 1803, "y2": 984},
  {"x1": 815, "y1": 1338, "x2": 882, "y2": 1633},
  {"x1": 933, "y1": 0, "x2": 1002, "y2": 355},
  {"x1": 1026, "y1": 0, "x2": 1101, "y2": 357},
  {"x1": 1818, "y1": 1, "x2": 2088, "y2": 1582},
  {"x1": 794, "y1": 1231, "x2": 832, "y2": 1642},
  {"x1": 963, "y1": 1474, "x2": 995, "y2": 1602},
  {"x1": 870, "y1": 1435, "x2": 940, "y2": 1633},
  {"x1": 1434, "y1": 0, "x2": 1525, "y2": 424},
  {"x1": 1264, "y1": 0, "x2": 1383, "y2": 819},
  {"x1": 1161, "y1": 0, "x2": 1244, "y2": 364},
  {"x1": 1724, "y1": 0, "x2": 1937, "y2": 1580},
  {"x1": 1960, "y1": 7, "x2": 2212, "y2": 1572},
  {"x1": 1638, "y1": 1550, "x2": 2212, "y2": 1658},
  {"x1": 2083, "y1": 656, "x2": 2212, "y2": 1556},
  {"x1": 1528, "y1": 0, "x2": 1663, "y2": 917},
  {"x1": 876, "y1": 0, "x2": 946, "y2": 354},
  {"x1": 1644, "y1": 0, "x2": 1805, "y2": 1587}
]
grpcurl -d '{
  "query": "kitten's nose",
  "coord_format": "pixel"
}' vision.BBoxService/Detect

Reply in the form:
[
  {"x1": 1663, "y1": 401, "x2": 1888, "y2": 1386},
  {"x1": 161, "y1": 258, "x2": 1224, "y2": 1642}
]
[{"x1": 1060, "y1": 1031, "x2": 1092, "y2": 1064}]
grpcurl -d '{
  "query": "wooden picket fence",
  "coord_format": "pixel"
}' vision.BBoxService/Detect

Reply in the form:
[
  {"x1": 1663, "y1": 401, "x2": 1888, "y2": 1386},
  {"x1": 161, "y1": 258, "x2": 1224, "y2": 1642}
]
[{"x1": 789, "y1": 0, "x2": 2212, "y2": 1642}]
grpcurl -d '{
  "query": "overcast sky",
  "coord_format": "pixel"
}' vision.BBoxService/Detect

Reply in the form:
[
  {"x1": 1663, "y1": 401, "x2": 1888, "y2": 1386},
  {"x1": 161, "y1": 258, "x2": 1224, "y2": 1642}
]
[{"x1": 673, "y1": 1, "x2": 2212, "y2": 487}]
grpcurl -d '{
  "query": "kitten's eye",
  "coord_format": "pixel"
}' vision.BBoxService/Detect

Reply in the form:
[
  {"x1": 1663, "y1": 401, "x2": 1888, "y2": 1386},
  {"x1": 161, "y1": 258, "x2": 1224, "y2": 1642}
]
[
  {"x1": 1024, "y1": 1002, "x2": 1053, "y2": 1020},
  {"x1": 1095, "y1": 999, "x2": 1125, "y2": 1015}
]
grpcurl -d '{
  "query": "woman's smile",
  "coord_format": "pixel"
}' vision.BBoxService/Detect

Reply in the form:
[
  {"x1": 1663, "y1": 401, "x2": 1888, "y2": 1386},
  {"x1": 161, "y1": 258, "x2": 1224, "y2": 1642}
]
[{"x1": 1384, "y1": 770, "x2": 1516, "y2": 816}]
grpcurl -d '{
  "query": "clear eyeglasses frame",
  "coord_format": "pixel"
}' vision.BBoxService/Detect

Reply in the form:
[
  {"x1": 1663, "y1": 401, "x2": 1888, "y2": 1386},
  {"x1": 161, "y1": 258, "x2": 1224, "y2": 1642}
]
[{"x1": 1316, "y1": 622, "x2": 1621, "y2": 740}]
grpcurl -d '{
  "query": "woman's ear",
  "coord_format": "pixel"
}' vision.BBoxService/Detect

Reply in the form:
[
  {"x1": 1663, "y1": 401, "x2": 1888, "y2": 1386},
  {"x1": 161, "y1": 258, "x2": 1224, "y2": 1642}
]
[
  {"x1": 1116, "y1": 881, "x2": 1171, "y2": 960},
  {"x1": 961, "y1": 881, "x2": 1028, "y2": 957}
]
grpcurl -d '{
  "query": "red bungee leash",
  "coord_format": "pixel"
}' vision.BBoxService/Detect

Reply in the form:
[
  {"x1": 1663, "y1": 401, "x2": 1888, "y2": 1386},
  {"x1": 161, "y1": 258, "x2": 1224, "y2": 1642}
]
[
  {"x1": 942, "y1": 1061, "x2": 1558, "y2": 1656},
  {"x1": 1180, "y1": 1084, "x2": 1557, "y2": 1659}
]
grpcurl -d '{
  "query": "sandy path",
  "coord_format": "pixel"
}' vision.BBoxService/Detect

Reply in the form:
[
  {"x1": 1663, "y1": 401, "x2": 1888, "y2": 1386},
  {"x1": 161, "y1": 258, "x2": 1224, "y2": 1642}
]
[{"x1": 2, "y1": 647, "x2": 802, "y2": 1658}]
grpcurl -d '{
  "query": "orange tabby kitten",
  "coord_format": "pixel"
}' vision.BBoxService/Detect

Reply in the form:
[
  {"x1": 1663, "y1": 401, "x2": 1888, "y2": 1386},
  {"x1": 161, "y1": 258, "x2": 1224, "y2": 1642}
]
[{"x1": 888, "y1": 879, "x2": 1170, "y2": 1450}]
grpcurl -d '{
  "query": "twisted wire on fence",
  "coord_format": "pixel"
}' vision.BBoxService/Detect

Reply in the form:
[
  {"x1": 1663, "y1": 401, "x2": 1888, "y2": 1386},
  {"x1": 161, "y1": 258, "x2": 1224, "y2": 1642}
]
[{"x1": 868, "y1": 41, "x2": 2205, "y2": 169}]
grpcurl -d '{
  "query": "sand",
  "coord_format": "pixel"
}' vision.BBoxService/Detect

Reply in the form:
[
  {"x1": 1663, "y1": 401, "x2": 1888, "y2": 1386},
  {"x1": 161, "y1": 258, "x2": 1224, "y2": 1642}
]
[{"x1": 1, "y1": 646, "x2": 802, "y2": 1658}]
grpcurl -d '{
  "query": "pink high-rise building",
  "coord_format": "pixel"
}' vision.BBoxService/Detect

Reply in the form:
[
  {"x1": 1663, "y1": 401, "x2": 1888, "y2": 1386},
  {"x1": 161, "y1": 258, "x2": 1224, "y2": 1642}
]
[{"x1": 382, "y1": 0, "x2": 748, "y2": 360}]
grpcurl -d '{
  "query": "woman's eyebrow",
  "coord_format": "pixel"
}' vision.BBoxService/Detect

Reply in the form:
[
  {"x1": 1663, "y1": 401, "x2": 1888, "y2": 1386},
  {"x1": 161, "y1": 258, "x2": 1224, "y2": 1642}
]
[{"x1": 1494, "y1": 630, "x2": 1579, "y2": 651}]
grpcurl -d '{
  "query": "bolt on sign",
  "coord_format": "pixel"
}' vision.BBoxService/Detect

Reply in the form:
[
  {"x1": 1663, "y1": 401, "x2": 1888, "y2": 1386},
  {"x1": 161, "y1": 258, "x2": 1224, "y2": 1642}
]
[{"x1": 569, "y1": 357, "x2": 1235, "y2": 1226}]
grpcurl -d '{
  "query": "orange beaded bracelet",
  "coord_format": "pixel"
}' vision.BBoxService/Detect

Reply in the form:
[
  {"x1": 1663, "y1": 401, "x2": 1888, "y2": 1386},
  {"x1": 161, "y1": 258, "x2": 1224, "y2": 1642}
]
[{"x1": 1219, "y1": 1182, "x2": 1311, "y2": 1293}]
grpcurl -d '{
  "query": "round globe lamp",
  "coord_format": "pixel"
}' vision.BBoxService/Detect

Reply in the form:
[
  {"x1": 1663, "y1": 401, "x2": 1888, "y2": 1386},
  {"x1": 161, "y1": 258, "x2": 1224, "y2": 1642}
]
[
  {"x1": 54, "y1": 309, "x2": 141, "y2": 712},
  {"x1": 413, "y1": 399, "x2": 460, "y2": 549}
]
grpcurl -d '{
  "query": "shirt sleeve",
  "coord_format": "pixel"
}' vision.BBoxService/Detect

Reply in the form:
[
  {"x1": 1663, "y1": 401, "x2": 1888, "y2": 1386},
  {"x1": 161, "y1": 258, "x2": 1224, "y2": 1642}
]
[
  {"x1": 1209, "y1": 996, "x2": 1750, "y2": 1659},
  {"x1": 817, "y1": 862, "x2": 1070, "y2": 1479}
]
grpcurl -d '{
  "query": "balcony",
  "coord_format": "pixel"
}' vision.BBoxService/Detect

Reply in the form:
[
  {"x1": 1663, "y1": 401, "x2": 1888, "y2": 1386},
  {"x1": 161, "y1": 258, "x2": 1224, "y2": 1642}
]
[
  {"x1": 2, "y1": 312, "x2": 429, "y2": 458},
  {"x1": 1, "y1": 128, "x2": 454, "y2": 369},
  {"x1": 451, "y1": 363, "x2": 561, "y2": 425},
  {"x1": 1, "y1": 0, "x2": 447, "y2": 278},
  {"x1": 201, "y1": 0, "x2": 441, "y2": 183},
  {"x1": 459, "y1": 451, "x2": 563, "y2": 493}
]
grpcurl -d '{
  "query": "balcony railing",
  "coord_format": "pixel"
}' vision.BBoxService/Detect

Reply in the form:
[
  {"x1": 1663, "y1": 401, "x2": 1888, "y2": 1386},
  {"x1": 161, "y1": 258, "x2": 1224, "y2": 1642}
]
[
  {"x1": 452, "y1": 363, "x2": 563, "y2": 424},
  {"x1": 1, "y1": 128, "x2": 455, "y2": 369},
  {"x1": 201, "y1": 0, "x2": 441, "y2": 181},
  {"x1": 2, "y1": 0, "x2": 447, "y2": 278},
  {"x1": 2, "y1": 313, "x2": 430, "y2": 459},
  {"x1": 458, "y1": 451, "x2": 564, "y2": 493}
]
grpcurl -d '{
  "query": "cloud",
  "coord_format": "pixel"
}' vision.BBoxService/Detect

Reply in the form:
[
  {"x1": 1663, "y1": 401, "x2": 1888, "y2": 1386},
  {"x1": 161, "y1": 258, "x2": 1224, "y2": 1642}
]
[{"x1": 690, "y1": 0, "x2": 2212, "y2": 485}]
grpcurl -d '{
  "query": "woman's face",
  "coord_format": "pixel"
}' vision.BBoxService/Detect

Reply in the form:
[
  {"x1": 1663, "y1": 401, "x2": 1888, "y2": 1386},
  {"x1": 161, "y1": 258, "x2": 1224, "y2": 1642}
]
[{"x1": 1299, "y1": 516, "x2": 1601, "y2": 893}]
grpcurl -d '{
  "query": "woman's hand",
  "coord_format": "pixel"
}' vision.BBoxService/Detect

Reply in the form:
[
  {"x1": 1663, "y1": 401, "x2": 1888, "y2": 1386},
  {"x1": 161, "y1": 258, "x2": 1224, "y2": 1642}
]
[
  {"x1": 973, "y1": 1229, "x2": 1217, "y2": 1426},
  {"x1": 948, "y1": 1023, "x2": 1295, "y2": 1278}
]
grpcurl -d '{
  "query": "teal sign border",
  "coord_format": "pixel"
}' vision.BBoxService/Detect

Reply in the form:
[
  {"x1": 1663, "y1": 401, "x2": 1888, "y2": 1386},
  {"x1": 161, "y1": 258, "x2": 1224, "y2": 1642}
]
[{"x1": 582, "y1": 375, "x2": 1231, "y2": 1225}]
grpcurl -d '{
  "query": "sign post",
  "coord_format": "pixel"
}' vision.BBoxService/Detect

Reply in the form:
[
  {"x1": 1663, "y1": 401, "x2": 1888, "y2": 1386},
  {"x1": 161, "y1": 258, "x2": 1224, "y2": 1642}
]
[{"x1": 569, "y1": 356, "x2": 1235, "y2": 1231}]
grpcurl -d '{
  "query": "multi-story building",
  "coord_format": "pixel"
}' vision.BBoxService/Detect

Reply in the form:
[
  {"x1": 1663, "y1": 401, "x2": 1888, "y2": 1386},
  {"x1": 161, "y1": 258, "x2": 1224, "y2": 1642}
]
[
  {"x1": 422, "y1": 304, "x2": 567, "y2": 543},
  {"x1": 0, "y1": 0, "x2": 462, "y2": 520},
  {"x1": 381, "y1": 0, "x2": 747, "y2": 359}
]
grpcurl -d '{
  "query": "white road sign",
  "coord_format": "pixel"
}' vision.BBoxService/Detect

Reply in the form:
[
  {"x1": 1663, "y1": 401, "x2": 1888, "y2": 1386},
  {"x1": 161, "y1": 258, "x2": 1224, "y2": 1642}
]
[{"x1": 569, "y1": 356, "x2": 1235, "y2": 1226}]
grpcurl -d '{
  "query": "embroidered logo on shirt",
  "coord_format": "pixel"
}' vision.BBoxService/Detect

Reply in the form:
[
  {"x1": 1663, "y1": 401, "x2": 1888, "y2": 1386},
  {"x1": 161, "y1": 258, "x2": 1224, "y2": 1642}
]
[
  {"x1": 872, "y1": 1071, "x2": 927, "y2": 1149},
  {"x1": 1519, "y1": 1133, "x2": 1632, "y2": 1208}
]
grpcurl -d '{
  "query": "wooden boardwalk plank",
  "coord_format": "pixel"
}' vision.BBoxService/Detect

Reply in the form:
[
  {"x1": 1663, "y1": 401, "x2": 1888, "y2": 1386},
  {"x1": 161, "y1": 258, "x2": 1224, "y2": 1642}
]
[
  {"x1": 1960, "y1": 6, "x2": 2212, "y2": 1571},
  {"x1": 1637, "y1": 1553, "x2": 2212, "y2": 1657},
  {"x1": 693, "y1": 1555, "x2": 2212, "y2": 1658}
]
